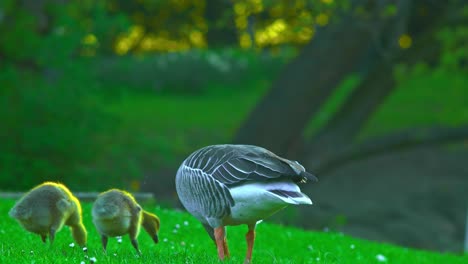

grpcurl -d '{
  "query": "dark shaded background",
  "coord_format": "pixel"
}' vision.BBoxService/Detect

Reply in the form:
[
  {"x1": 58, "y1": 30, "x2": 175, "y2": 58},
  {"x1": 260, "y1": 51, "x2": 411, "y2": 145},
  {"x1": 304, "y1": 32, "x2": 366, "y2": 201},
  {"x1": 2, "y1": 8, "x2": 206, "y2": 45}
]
[{"x1": 1, "y1": 0, "x2": 467, "y2": 253}]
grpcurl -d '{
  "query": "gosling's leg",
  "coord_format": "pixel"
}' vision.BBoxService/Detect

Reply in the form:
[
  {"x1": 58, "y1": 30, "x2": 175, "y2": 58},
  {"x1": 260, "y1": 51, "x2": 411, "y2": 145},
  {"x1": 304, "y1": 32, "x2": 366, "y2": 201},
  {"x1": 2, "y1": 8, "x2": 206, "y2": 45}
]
[
  {"x1": 244, "y1": 224, "x2": 256, "y2": 264},
  {"x1": 101, "y1": 235, "x2": 108, "y2": 252},
  {"x1": 49, "y1": 228, "x2": 57, "y2": 245},
  {"x1": 129, "y1": 226, "x2": 142, "y2": 255}
]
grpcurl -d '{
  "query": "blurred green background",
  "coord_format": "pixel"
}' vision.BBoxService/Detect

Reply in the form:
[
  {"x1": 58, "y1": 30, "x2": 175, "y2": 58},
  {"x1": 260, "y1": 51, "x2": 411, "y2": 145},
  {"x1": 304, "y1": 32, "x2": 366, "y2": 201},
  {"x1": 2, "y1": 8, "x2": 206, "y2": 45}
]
[{"x1": 1, "y1": 0, "x2": 467, "y2": 254}]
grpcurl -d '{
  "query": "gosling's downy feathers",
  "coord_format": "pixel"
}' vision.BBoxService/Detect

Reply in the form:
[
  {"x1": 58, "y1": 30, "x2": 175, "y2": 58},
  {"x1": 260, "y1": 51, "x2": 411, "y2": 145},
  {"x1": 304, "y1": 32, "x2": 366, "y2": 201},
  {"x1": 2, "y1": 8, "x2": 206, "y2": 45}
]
[
  {"x1": 9, "y1": 182, "x2": 87, "y2": 246},
  {"x1": 92, "y1": 189, "x2": 160, "y2": 254}
]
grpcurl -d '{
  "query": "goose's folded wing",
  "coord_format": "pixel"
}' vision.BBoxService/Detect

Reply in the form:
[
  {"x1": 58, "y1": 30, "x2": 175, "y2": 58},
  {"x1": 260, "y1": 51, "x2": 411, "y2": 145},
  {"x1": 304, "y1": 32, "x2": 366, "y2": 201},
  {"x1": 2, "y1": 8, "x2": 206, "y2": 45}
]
[{"x1": 193, "y1": 144, "x2": 317, "y2": 186}]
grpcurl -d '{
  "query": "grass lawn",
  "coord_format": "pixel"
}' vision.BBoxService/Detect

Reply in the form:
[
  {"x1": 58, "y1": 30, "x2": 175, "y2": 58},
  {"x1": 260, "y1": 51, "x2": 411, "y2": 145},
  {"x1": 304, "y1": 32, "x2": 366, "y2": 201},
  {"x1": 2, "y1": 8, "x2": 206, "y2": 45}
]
[
  {"x1": 104, "y1": 70, "x2": 468, "y2": 164},
  {"x1": 1, "y1": 199, "x2": 466, "y2": 264},
  {"x1": 304, "y1": 70, "x2": 468, "y2": 140},
  {"x1": 93, "y1": 80, "x2": 270, "y2": 184}
]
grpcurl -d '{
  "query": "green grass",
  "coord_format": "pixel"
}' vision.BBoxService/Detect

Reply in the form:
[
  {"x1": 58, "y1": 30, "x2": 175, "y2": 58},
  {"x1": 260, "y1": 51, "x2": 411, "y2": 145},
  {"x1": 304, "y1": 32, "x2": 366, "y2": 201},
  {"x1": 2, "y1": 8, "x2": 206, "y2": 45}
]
[
  {"x1": 1, "y1": 199, "x2": 466, "y2": 263},
  {"x1": 94, "y1": 80, "x2": 270, "y2": 180},
  {"x1": 361, "y1": 69, "x2": 468, "y2": 138},
  {"x1": 304, "y1": 69, "x2": 468, "y2": 140},
  {"x1": 85, "y1": 68, "x2": 468, "y2": 191},
  {"x1": 105, "y1": 70, "x2": 468, "y2": 164}
]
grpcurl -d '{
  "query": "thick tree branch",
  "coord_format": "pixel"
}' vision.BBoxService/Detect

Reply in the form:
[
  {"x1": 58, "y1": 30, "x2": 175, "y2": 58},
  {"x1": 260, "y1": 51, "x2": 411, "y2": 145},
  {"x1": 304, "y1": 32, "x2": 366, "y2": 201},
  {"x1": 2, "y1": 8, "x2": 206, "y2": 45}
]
[
  {"x1": 233, "y1": 15, "x2": 378, "y2": 155},
  {"x1": 313, "y1": 125, "x2": 468, "y2": 174}
]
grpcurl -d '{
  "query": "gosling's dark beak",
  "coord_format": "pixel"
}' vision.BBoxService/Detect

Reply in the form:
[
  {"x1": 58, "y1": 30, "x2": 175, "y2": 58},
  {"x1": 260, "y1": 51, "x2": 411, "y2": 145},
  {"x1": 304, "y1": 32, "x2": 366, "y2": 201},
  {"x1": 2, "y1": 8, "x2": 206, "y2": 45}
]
[{"x1": 153, "y1": 234, "x2": 159, "y2": 244}]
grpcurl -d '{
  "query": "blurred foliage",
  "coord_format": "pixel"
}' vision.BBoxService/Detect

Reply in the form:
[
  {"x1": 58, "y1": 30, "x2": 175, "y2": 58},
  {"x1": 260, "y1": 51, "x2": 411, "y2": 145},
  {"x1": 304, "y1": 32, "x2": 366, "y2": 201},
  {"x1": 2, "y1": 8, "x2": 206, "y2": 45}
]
[
  {"x1": 0, "y1": 1, "x2": 125, "y2": 190},
  {"x1": 94, "y1": 48, "x2": 291, "y2": 94},
  {"x1": 0, "y1": 0, "x2": 467, "y2": 191}
]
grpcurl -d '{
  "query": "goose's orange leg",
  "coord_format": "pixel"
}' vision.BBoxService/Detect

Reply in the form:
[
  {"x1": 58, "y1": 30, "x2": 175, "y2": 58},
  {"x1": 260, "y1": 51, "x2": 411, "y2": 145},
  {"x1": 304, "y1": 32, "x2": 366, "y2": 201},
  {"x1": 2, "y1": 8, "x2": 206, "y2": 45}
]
[
  {"x1": 245, "y1": 224, "x2": 256, "y2": 264},
  {"x1": 223, "y1": 236, "x2": 230, "y2": 258},
  {"x1": 214, "y1": 227, "x2": 228, "y2": 260}
]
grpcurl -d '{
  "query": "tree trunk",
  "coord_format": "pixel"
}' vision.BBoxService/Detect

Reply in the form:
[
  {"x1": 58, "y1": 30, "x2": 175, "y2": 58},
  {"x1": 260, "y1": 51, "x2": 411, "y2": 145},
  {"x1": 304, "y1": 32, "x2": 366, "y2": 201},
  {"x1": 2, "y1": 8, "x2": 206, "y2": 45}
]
[
  {"x1": 304, "y1": 0, "x2": 453, "y2": 169},
  {"x1": 233, "y1": 16, "x2": 376, "y2": 155}
]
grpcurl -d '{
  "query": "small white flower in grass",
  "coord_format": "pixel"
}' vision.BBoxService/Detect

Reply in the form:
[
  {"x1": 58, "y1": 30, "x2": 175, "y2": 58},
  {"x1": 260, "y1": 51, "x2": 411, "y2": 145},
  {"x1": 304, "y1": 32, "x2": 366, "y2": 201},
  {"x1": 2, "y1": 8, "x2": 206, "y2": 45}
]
[
  {"x1": 89, "y1": 256, "x2": 97, "y2": 263},
  {"x1": 69, "y1": 242, "x2": 75, "y2": 248},
  {"x1": 376, "y1": 254, "x2": 387, "y2": 262},
  {"x1": 163, "y1": 238, "x2": 168, "y2": 242},
  {"x1": 80, "y1": 261, "x2": 85, "y2": 264},
  {"x1": 183, "y1": 221, "x2": 189, "y2": 226},
  {"x1": 117, "y1": 236, "x2": 123, "y2": 243},
  {"x1": 307, "y1": 245, "x2": 313, "y2": 251},
  {"x1": 83, "y1": 247, "x2": 88, "y2": 252},
  {"x1": 350, "y1": 244, "x2": 355, "y2": 249},
  {"x1": 113, "y1": 253, "x2": 117, "y2": 257},
  {"x1": 175, "y1": 224, "x2": 181, "y2": 229}
]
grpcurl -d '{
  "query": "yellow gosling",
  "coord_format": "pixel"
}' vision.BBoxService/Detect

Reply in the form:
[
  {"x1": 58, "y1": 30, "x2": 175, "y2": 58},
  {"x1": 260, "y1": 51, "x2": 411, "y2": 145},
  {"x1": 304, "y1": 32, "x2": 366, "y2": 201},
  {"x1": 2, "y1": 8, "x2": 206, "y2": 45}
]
[
  {"x1": 9, "y1": 182, "x2": 87, "y2": 247},
  {"x1": 92, "y1": 189, "x2": 160, "y2": 254}
]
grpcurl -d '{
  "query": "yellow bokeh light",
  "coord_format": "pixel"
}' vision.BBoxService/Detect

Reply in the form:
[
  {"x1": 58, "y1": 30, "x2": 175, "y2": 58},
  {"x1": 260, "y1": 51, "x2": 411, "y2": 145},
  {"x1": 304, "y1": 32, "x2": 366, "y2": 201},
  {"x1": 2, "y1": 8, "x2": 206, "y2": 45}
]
[
  {"x1": 250, "y1": 0, "x2": 263, "y2": 13},
  {"x1": 129, "y1": 25, "x2": 144, "y2": 40},
  {"x1": 399, "y1": 34, "x2": 412, "y2": 49},
  {"x1": 316, "y1": 13, "x2": 329, "y2": 26},
  {"x1": 114, "y1": 25, "x2": 146, "y2": 55},
  {"x1": 321, "y1": 0, "x2": 334, "y2": 4},
  {"x1": 240, "y1": 33, "x2": 252, "y2": 48},
  {"x1": 115, "y1": 40, "x2": 131, "y2": 55},
  {"x1": 235, "y1": 16, "x2": 248, "y2": 30},
  {"x1": 271, "y1": 19, "x2": 286, "y2": 32},
  {"x1": 299, "y1": 11, "x2": 312, "y2": 23},
  {"x1": 234, "y1": 2, "x2": 247, "y2": 15},
  {"x1": 82, "y1": 34, "x2": 97, "y2": 45},
  {"x1": 140, "y1": 36, "x2": 154, "y2": 51},
  {"x1": 254, "y1": 19, "x2": 289, "y2": 47},
  {"x1": 189, "y1": 31, "x2": 206, "y2": 47},
  {"x1": 255, "y1": 31, "x2": 268, "y2": 46},
  {"x1": 298, "y1": 27, "x2": 314, "y2": 43}
]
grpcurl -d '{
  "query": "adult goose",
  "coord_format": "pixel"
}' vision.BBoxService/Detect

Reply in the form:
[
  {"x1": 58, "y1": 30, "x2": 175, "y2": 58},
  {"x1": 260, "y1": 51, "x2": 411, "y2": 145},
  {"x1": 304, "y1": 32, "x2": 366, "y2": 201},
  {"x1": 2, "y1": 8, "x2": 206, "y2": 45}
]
[{"x1": 175, "y1": 144, "x2": 317, "y2": 263}]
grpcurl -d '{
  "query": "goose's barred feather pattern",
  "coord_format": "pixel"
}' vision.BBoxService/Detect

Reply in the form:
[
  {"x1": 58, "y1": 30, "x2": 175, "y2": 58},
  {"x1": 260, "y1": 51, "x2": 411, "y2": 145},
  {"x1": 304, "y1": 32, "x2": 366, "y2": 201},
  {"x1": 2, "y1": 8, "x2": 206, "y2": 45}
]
[
  {"x1": 176, "y1": 145, "x2": 316, "y2": 223},
  {"x1": 183, "y1": 145, "x2": 316, "y2": 186}
]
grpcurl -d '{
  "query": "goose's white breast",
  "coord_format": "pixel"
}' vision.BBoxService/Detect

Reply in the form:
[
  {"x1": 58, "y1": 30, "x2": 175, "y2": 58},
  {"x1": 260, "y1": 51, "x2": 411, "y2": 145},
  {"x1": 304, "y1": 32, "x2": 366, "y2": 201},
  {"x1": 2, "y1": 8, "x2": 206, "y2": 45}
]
[{"x1": 224, "y1": 181, "x2": 311, "y2": 225}]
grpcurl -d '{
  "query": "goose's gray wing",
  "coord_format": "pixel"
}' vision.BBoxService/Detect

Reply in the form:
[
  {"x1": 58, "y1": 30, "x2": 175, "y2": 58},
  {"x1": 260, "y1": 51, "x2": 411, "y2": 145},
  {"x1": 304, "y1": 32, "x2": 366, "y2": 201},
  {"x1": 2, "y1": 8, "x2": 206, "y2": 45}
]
[
  {"x1": 176, "y1": 146, "x2": 235, "y2": 225},
  {"x1": 176, "y1": 144, "x2": 317, "y2": 226},
  {"x1": 188, "y1": 144, "x2": 317, "y2": 186}
]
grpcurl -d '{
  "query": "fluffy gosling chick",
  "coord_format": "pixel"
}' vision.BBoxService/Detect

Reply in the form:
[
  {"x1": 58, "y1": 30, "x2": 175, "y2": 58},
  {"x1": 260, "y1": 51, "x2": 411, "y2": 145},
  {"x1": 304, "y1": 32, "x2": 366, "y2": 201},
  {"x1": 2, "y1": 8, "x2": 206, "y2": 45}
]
[
  {"x1": 92, "y1": 189, "x2": 160, "y2": 254},
  {"x1": 9, "y1": 182, "x2": 87, "y2": 247}
]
